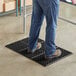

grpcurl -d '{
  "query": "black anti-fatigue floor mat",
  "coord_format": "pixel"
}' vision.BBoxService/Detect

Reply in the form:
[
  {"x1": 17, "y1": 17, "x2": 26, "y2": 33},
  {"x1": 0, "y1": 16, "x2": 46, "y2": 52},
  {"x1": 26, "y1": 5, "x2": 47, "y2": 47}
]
[{"x1": 6, "y1": 38, "x2": 72, "y2": 66}]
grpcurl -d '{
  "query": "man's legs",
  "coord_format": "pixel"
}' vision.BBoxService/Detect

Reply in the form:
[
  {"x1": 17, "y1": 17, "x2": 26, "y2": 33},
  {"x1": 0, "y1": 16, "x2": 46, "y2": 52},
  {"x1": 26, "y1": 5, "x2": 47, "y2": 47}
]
[
  {"x1": 43, "y1": 0, "x2": 59, "y2": 57},
  {"x1": 28, "y1": 0, "x2": 44, "y2": 51}
]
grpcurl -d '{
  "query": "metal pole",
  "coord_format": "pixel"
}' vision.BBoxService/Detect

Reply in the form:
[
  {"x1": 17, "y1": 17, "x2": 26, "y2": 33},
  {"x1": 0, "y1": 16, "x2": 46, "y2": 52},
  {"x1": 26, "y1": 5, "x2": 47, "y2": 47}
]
[
  {"x1": 23, "y1": 0, "x2": 26, "y2": 33},
  {"x1": 20, "y1": 0, "x2": 21, "y2": 15},
  {"x1": 16, "y1": 0, "x2": 18, "y2": 16},
  {"x1": 23, "y1": 1, "x2": 32, "y2": 33}
]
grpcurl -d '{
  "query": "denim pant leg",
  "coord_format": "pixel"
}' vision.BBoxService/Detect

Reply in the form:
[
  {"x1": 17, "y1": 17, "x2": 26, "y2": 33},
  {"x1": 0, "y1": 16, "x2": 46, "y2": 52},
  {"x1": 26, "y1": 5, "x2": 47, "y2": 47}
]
[
  {"x1": 45, "y1": 0, "x2": 59, "y2": 56},
  {"x1": 28, "y1": 0, "x2": 44, "y2": 51},
  {"x1": 38, "y1": 0, "x2": 59, "y2": 56}
]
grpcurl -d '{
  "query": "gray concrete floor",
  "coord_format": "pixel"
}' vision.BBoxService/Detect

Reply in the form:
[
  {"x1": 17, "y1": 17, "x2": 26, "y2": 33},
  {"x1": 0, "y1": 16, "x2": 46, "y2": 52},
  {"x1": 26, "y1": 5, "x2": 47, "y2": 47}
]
[{"x1": 0, "y1": 2, "x2": 76, "y2": 76}]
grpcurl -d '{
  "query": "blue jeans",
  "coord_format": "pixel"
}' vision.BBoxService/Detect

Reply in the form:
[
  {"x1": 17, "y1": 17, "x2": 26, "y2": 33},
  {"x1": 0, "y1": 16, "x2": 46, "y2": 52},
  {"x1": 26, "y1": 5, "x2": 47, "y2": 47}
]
[{"x1": 28, "y1": 0, "x2": 59, "y2": 57}]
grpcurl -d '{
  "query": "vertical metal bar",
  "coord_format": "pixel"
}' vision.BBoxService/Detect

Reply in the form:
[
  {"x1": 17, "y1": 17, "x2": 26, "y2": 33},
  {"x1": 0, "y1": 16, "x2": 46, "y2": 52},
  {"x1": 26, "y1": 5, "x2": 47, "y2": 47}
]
[
  {"x1": 16, "y1": 0, "x2": 18, "y2": 16},
  {"x1": 20, "y1": 0, "x2": 21, "y2": 15},
  {"x1": 23, "y1": 0, "x2": 26, "y2": 33}
]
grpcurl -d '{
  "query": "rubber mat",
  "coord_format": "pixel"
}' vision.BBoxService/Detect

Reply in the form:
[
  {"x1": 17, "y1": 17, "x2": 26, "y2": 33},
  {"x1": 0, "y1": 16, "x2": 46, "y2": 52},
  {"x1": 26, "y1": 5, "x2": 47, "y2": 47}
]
[
  {"x1": 6, "y1": 38, "x2": 72, "y2": 66},
  {"x1": 6, "y1": 38, "x2": 44, "y2": 58}
]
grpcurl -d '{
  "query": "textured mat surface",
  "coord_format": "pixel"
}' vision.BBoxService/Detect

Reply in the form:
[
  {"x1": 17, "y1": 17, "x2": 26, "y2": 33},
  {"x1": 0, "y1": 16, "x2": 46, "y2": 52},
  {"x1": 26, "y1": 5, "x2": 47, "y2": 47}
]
[{"x1": 6, "y1": 38, "x2": 72, "y2": 66}]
